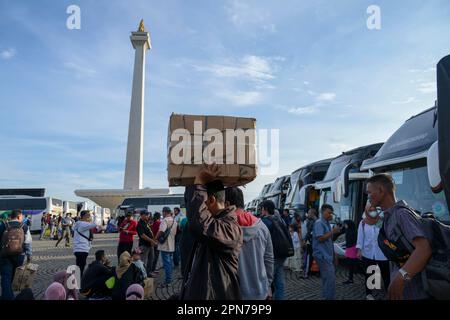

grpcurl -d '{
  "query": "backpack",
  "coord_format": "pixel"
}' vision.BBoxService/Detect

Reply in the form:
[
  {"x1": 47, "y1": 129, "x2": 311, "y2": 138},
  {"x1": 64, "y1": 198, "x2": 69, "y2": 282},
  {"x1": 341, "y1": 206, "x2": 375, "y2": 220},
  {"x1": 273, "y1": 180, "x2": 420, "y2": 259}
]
[
  {"x1": 378, "y1": 204, "x2": 450, "y2": 300},
  {"x1": 266, "y1": 215, "x2": 294, "y2": 259},
  {"x1": 1, "y1": 221, "x2": 25, "y2": 256}
]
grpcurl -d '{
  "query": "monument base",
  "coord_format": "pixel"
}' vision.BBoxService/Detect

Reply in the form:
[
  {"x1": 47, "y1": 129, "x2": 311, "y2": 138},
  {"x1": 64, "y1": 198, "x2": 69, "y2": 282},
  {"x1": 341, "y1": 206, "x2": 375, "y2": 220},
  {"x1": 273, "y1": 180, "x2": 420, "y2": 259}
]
[{"x1": 74, "y1": 188, "x2": 170, "y2": 211}]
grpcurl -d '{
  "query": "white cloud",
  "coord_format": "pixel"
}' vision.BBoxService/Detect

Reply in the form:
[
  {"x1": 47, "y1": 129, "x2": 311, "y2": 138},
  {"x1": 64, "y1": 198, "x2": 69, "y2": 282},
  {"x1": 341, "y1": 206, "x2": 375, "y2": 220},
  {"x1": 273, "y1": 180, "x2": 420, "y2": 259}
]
[
  {"x1": 1, "y1": 48, "x2": 16, "y2": 59},
  {"x1": 218, "y1": 90, "x2": 262, "y2": 106},
  {"x1": 409, "y1": 67, "x2": 436, "y2": 73},
  {"x1": 64, "y1": 61, "x2": 97, "y2": 78},
  {"x1": 391, "y1": 97, "x2": 416, "y2": 104},
  {"x1": 226, "y1": 0, "x2": 277, "y2": 34},
  {"x1": 191, "y1": 55, "x2": 281, "y2": 106},
  {"x1": 262, "y1": 23, "x2": 277, "y2": 33},
  {"x1": 316, "y1": 92, "x2": 336, "y2": 102},
  {"x1": 194, "y1": 55, "x2": 275, "y2": 83},
  {"x1": 287, "y1": 106, "x2": 317, "y2": 115},
  {"x1": 417, "y1": 81, "x2": 436, "y2": 94}
]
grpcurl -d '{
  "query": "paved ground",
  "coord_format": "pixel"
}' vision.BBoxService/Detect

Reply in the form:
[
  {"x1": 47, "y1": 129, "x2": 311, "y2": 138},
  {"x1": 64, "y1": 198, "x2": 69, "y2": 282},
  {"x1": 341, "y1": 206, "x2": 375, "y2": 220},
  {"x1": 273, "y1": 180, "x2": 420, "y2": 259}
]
[{"x1": 1, "y1": 233, "x2": 385, "y2": 300}]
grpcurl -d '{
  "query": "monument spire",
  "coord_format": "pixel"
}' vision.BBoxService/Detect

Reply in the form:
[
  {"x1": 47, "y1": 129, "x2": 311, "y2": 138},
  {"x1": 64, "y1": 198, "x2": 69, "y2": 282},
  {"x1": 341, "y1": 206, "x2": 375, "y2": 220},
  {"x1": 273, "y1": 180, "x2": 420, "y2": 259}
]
[
  {"x1": 138, "y1": 19, "x2": 146, "y2": 32},
  {"x1": 123, "y1": 21, "x2": 151, "y2": 190}
]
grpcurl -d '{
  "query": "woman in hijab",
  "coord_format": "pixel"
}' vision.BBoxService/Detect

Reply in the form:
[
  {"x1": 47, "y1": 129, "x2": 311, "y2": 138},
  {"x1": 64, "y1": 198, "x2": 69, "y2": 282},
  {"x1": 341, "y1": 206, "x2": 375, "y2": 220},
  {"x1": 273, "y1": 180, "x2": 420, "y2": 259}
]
[
  {"x1": 44, "y1": 282, "x2": 67, "y2": 300},
  {"x1": 54, "y1": 271, "x2": 79, "y2": 300},
  {"x1": 116, "y1": 251, "x2": 132, "y2": 279},
  {"x1": 125, "y1": 284, "x2": 144, "y2": 300},
  {"x1": 356, "y1": 202, "x2": 390, "y2": 300},
  {"x1": 112, "y1": 251, "x2": 145, "y2": 300},
  {"x1": 342, "y1": 220, "x2": 358, "y2": 284}
]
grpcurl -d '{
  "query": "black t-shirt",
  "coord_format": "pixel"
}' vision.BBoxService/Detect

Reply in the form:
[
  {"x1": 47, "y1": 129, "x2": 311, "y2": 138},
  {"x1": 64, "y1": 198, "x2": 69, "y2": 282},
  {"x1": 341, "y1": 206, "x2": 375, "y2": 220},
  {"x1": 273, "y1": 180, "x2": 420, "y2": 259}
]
[{"x1": 136, "y1": 219, "x2": 153, "y2": 247}]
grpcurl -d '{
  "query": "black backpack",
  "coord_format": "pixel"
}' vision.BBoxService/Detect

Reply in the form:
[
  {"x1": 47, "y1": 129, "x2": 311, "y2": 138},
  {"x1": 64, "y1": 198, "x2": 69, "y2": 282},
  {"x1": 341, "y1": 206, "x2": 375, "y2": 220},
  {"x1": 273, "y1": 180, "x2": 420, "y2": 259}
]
[
  {"x1": 266, "y1": 215, "x2": 294, "y2": 259},
  {"x1": 378, "y1": 204, "x2": 450, "y2": 300}
]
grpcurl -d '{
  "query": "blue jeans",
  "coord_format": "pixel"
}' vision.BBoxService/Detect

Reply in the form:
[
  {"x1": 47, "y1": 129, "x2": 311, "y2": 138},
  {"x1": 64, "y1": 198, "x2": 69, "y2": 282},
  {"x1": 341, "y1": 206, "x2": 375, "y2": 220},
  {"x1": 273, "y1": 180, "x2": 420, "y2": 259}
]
[
  {"x1": 316, "y1": 257, "x2": 336, "y2": 300},
  {"x1": 0, "y1": 255, "x2": 25, "y2": 300},
  {"x1": 160, "y1": 251, "x2": 173, "y2": 284},
  {"x1": 273, "y1": 257, "x2": 286, "y2": 300}
]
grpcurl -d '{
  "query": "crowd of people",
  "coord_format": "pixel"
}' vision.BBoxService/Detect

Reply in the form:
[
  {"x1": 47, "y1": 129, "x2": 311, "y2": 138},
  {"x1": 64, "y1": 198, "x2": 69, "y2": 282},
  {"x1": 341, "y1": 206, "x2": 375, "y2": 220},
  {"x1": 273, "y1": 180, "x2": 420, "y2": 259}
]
[{"x1": 0, "y1": 166, "x2": 444, "y2": 301}]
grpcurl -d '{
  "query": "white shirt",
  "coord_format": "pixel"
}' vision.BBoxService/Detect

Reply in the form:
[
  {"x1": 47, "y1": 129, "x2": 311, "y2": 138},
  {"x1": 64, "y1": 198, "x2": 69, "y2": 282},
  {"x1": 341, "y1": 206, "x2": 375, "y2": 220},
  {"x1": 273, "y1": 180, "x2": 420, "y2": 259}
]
[
  {"x1": 157, "y1": 217, "x2": 177, "y2": 252},
  {"x1": 356, "y1": 220, "x2": 388, "y2": 261},
  {"x1": 73, "y1": 217, "x2": 98, "y2": 253},
  {"x1": 291, "y1": 231, "x2": 301, "y2": 249}
]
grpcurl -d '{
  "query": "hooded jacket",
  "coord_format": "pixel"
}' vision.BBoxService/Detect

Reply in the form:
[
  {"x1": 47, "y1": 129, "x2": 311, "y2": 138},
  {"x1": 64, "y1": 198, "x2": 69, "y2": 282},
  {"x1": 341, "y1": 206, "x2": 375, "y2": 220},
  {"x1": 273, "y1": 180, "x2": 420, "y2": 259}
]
[
  {"x1": 180, "y1": 184, "x2": 243, "y2": 300},
  {"x1": 236, "y1": 209, "x2": 274, "y2": 300},
  {"x1": 80, "y1": 261, "x2": 114, "y2": 298}
]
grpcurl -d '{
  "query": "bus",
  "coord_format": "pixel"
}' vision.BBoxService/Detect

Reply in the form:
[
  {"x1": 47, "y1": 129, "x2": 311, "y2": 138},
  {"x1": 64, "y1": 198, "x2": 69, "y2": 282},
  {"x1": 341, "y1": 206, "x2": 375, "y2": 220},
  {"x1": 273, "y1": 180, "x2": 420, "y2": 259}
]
[
  {"x1": 116, "y1": 194, "x2": 185, "y2": 219},
  {"x1": 251, "y1": 183, "x2": 273, "y2": 215},
  {"x1": 315, "y1": 143, "x2": 383, "y2": 226},
  {"x1": 285, "y1": 158, "x2": 333, "y2": 217},
  {"x1": 101, "y1": 208, "x2": 111, "y2": 226},
  {"x1": 361, "y1": 106, "x2": 450, "y2": 224},
  {"x1": 0, "y1": 196, "x2": 64, "y2": 233},
  {"x1": 63, "y1": 200, "x2": 78, "y2": 216},
  {"x1": 265, "y1": 175, "x2": 290, "y2": 211}
]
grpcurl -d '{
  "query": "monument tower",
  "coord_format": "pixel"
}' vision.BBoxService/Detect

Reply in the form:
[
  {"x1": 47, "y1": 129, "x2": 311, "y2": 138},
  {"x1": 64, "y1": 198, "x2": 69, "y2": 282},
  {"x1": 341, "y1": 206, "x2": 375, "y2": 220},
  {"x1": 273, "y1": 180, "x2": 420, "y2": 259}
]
[
  {"x1": 124, "y1": 19, "x2": 151, "y2": 190},
  {"x1": 75, "y1": 20, "x2": 169, "y2": 210}
]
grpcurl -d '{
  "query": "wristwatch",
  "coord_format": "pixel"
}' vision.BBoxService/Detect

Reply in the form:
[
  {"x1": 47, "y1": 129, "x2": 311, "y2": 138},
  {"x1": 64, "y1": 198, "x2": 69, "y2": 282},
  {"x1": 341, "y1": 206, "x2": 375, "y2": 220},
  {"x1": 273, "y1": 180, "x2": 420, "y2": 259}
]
[{"x1": 399, "y1": 268, "x2": 411, "y2": 281}]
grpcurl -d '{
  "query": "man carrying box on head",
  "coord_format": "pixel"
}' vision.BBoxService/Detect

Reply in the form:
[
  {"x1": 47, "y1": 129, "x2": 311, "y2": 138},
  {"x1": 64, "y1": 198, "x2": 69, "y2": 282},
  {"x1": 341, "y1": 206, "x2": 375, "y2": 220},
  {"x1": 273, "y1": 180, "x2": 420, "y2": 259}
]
[{"x1": 180, "y1": 163, "x2": 243, "y2": 300}]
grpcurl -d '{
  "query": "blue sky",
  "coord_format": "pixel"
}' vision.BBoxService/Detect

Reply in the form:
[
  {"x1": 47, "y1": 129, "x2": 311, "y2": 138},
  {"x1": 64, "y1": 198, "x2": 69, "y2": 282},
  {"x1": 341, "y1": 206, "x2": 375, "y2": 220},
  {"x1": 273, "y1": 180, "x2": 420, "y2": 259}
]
[{"x1": 1, "y1": 0, "x2": 450, "y2": 204}]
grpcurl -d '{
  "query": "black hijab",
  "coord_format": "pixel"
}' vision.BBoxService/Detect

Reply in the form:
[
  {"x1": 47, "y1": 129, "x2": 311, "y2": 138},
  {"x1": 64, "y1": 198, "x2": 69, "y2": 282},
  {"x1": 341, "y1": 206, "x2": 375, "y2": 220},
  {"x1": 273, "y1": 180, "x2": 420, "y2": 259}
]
[{"x1": 343, "y1": 220, "x2": 357, "y2": 247}]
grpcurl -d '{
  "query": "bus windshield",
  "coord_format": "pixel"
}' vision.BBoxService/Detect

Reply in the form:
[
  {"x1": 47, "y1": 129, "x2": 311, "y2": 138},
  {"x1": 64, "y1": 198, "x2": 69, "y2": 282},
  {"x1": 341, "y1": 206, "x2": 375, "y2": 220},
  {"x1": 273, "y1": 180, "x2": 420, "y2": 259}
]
[
  {"x1": 323, "y1": 155, "x2": 351, "y2": 182},
  {"x1": 122, "y1": 197, "x2": 185, "y2": 207},
  {"x1": 286, "y1": 170, "x2": 302, "y2": 205},
  {"x1": 387, "y1": 166, "x2": 450, "y2": 223}
]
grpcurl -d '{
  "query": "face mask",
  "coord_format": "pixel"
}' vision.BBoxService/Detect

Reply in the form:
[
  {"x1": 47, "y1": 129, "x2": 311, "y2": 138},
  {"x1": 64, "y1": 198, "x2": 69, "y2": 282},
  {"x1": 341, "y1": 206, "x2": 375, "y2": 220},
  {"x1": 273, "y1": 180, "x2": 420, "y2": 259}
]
[{"x1": 368, "y1": 210, "x2": 379, "y2": 218}]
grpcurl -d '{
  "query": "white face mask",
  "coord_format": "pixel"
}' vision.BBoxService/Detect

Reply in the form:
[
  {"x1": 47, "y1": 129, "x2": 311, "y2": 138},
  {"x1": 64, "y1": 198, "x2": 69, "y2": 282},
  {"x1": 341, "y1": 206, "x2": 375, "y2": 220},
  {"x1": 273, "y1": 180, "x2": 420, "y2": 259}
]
[{"x1": 368, "y1": 211, "x2": 379, "y2": 218}]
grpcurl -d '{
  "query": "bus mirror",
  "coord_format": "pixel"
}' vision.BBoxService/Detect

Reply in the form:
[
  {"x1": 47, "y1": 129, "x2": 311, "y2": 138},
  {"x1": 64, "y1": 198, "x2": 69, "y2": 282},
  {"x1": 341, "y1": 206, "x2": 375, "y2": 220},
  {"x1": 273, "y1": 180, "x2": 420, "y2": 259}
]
[
  {"x1": 339, "y1": 164, "x2": 352, "y2": 198},
  {"x1": 299, "y1": 186, "x2": 307, "y2": 208},
  {"x1": 332, "y1": 178, "x2": 341, "y2": 203},
  {"x1": 427, "y1": 141, "x2": 443, "y2": 193}
]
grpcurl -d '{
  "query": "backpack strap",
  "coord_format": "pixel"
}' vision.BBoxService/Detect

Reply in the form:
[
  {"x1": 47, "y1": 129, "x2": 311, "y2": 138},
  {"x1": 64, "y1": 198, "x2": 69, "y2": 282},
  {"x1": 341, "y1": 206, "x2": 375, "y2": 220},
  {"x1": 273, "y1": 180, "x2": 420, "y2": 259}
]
[
  {"x1": 392, "y1": 205, "x2": 418, "y2": 254},
  {"x1": 361, "y1": 220, "x2": 366, "y2": 251},
  {"x1": 76, "y1": 229, "x2": 91, "y2": 242}
]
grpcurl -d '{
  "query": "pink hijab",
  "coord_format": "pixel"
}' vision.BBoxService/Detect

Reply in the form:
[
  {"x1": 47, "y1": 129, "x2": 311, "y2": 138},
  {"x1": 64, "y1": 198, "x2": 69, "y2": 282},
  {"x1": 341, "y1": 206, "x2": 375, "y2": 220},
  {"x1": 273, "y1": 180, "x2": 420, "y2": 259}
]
[
  {"x1": 44, "y1": 282, "x2": 67, "y2": 300},
  {"x1": 126, "y1": 284, "x2": 144, "y2": 300},
  {"x1": 54, "y1": 271, "x2": 79, "y2": 300}
]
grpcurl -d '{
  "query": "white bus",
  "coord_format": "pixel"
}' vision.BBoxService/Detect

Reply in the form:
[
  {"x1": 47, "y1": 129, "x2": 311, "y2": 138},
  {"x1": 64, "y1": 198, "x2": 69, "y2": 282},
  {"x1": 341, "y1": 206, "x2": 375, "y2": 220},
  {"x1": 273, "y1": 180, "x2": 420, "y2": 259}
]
[
  {"x1": 63, "y1": 200, "x2": 78, "y2": 216},
  {"x1": 101, "y1": 208, "x2": 111, "y2": 226},
  {"x1": 117, "y1": 194, "x2": 185, "y2": 218},
  {"x1": 0, "y1": 196, "x2": 64, "y2": 232}
]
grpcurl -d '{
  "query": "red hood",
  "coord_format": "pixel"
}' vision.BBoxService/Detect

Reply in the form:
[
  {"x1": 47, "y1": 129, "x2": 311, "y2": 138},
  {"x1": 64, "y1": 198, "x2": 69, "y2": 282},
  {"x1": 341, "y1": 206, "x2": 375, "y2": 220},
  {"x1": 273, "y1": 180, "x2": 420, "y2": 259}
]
[{"x1": 235, "y1": 208, "x2": 258, "y2": 227}]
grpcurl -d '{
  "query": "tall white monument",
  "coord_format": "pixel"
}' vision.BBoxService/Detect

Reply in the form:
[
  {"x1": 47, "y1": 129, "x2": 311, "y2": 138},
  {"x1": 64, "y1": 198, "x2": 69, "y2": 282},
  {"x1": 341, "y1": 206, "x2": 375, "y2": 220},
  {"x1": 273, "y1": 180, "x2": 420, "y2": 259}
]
[
  {"x1": 74, "y1": 20, "x2": 169, "y2": 210},
  {"x1": 124, "y1": 20, "x2": 151, "y2": 190}
]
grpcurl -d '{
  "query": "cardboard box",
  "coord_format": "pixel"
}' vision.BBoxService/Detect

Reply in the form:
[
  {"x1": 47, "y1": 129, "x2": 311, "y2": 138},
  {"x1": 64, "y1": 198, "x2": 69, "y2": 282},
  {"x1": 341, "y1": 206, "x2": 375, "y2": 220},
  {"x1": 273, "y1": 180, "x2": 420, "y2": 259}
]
[{"x1": 167, "y1": 113, "x2": 257, "y2": 186}]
